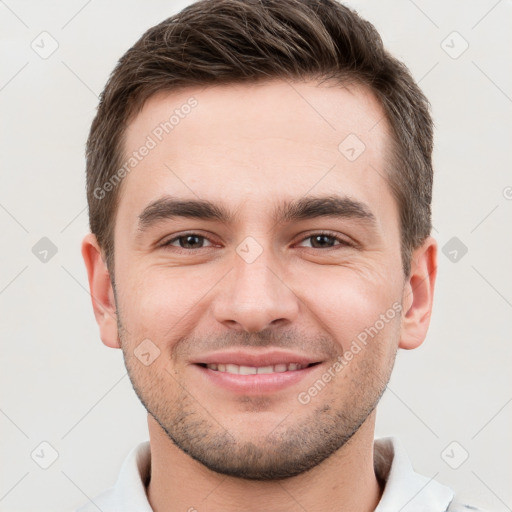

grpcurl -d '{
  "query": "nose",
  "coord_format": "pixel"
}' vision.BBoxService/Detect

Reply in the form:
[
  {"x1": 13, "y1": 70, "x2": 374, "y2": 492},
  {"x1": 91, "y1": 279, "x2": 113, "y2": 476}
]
[{"x1": 212, "y1": 244, "x2": 300, "y2": 333}]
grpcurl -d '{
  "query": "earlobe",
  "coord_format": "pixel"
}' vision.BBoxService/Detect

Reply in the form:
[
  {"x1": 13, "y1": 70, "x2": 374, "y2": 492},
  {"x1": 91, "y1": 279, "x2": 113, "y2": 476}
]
[
  {"x1": 81, "y1": 233, "x2": 120, "y2": 349},
  {"x1": 399, "y1": 236, "x2": 438, "y2": 350}
]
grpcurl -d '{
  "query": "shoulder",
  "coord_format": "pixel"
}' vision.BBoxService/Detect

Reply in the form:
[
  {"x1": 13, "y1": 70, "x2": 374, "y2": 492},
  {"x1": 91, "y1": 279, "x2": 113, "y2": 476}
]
[
  {"x1": 72, "y1": 487, "x2": 116, "y2": 512},
  {"x1": 447, "y1": 499, "x2": 490, "y2": 511}
]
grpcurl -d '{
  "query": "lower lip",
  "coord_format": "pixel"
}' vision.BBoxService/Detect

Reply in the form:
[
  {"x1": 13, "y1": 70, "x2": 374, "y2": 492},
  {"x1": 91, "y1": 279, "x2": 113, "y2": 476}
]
[{"x1": 193, "y1": 364, "x2": 321, "y2": 395}]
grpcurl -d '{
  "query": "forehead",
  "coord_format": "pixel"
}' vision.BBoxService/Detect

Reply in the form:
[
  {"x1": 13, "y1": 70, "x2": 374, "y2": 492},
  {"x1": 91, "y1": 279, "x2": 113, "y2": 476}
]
[{"x1": 118, "y1": 79, "x2": 395, "y2": 229}]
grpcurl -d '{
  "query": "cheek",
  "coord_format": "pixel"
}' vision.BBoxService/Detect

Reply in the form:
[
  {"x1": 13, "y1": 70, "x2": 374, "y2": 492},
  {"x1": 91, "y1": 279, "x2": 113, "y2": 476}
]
[
  {"x1": 298, "y1": 265, "x2": 401, "y2": 346},
  {"x1": 118, "y1": 266, "x2": 216, "y2": 343}
]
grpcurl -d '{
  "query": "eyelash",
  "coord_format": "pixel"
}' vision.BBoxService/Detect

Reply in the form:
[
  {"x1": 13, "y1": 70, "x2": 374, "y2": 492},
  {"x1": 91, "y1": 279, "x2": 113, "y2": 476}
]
[{"x1": 160, "y1": 231, "x2": 354, "y2": 252}]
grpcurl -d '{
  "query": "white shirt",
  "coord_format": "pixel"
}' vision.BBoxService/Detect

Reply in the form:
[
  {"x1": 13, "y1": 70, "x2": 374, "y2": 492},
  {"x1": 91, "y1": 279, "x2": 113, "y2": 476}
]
[{"x1": 74, "y1": 437, "x2": 485, "y2": 511}]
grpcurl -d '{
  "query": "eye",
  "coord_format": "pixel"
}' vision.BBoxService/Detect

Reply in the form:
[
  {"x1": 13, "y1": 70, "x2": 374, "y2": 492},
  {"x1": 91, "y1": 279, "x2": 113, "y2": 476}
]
[
  {"x1": 162, "y1": 233, "x2": 214, "y2": 250},
  {"x1": 160, "y1": 231, "x2": 353, "y2": 252},
  {"x1": 296, "y1": 232, "x2": 353, "y2": 249}
]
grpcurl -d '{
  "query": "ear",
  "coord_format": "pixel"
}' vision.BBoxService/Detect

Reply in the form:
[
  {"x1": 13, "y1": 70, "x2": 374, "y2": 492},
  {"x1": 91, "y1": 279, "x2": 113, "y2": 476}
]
[
  {"x1": 399, "y1": 236, "x2": 438, "y2": 350},
  {"x1": 81, "y1": 233, "x2": 120, "y2": 349}
]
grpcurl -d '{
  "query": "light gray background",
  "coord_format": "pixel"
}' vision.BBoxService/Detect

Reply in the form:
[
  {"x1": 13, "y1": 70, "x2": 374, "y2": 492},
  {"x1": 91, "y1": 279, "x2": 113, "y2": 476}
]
[{"x1": 1, "y1": 1, "x2": 511, "y2": 511}]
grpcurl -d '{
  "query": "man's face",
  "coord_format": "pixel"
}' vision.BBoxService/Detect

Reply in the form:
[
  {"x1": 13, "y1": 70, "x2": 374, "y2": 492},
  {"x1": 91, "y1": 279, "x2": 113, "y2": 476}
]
[{"x1": 112, "y1": 80, "x2": 406, "y2": 479}]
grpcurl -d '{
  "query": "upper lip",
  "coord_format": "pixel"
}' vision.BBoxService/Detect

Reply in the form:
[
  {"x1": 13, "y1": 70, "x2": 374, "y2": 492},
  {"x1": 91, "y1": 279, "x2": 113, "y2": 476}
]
[{"x1": 191, "y1": 350, "x2": 323, "y2": 367}]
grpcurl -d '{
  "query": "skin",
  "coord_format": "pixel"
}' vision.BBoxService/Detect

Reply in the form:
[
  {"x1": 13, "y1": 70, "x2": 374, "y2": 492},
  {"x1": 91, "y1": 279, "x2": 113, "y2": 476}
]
[{"x1": 82, "y1": 79, "x2": 437, "y2": 512}]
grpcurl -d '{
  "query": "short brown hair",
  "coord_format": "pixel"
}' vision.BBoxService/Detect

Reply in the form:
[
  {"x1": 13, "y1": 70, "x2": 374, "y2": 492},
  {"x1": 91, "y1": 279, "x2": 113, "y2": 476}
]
[{"x1": 86, "y1": 0, "x2": 433, "y2": 277}]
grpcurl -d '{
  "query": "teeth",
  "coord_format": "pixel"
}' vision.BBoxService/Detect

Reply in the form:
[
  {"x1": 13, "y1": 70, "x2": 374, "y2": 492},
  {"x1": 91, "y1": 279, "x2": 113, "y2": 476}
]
[
  {"x1": 226, "y1": 363, "x2": 239, "y2": 374},
  {"x1": 205, "y1": 363, "x2": 306, "y2": 373},
  {"x1": 239, "y1": 365, "x2": 257, "y2": 375}
]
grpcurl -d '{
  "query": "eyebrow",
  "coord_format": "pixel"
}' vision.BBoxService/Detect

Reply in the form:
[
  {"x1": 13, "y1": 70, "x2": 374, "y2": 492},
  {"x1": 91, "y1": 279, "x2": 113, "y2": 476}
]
[{"x1": 137, "y1": 194, "x2": 378, "y2": 234}]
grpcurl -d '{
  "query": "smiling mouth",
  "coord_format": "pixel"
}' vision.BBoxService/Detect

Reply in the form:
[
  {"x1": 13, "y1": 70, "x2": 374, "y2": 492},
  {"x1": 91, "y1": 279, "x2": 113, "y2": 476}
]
[{"x1": 196, "y1": 362, "x2": 321, "y2": 374}]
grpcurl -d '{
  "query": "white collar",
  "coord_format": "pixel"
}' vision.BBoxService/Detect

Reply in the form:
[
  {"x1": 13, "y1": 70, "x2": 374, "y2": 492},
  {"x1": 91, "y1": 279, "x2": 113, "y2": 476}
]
[
  {"x1": 77, "y1": 437, "x2": 455, "y2": 511},
  {"x1": 373, "y1": 437, "x2": 453, "y2": 511}
]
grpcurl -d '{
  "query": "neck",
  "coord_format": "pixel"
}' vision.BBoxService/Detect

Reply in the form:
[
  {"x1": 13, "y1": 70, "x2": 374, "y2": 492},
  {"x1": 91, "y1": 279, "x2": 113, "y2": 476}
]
[{"x1": 146, "y1": 412, "x2": 382, "y2": 512}]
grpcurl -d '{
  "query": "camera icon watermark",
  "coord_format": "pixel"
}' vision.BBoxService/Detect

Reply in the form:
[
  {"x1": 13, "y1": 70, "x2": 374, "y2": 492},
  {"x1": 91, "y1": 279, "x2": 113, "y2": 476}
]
[
  {"x1": 31, "y1": 441, "x2": 59, "y2": 469},
  {"x1": 441, "y1": 441, "x2": 469, "y2": 469},
  {"x1": 442, "y1": 236, "x2": 468, "y2": 263},
  {"x1": 338, "y1": 133, "x2": 366, "y2": 162},
  {"x1": 441, "y1": 31, "x2": 469, "y2": 60},
  {"x1": 31, "y1": 31, "x2": 59, "y2": 59},
  {"x1": 236, "y1": 236, "x2": 263, "y2": 264},
  {"x1": 32, "y1": 237, "x2": 58, "y2": 263},
  {"x1": 134, "y1": 338, "x2": 161, "y2": 366}
]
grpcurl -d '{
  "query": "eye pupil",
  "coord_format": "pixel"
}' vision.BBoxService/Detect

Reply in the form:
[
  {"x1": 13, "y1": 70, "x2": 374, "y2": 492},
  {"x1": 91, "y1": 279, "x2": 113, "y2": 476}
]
[
  {"x1": 311, "y1": 235, "x2": 335, "y2": 248},
  {"x1": 181, "y1": 235, "x2": 203, "y2": 248}
]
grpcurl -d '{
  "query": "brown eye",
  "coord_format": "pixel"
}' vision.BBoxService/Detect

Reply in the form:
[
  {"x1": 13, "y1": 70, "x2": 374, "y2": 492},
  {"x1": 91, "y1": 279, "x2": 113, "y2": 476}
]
[
  {"x1": 309, "y1": 234, "x2": 337, "y2": 248},
  {"x1": 297, "y1": 233, "x2": 352, "y2": 249},
  {"x1": 162, "y1": 233, "x2": 213, "y2": 249}
]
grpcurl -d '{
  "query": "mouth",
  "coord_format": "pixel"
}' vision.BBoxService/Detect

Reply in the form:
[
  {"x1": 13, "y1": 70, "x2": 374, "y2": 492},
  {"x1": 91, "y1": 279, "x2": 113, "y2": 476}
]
[
  {"x1": 191, "y1": 352, "x2": 324, "y2": 395},
  {"x1": 196, "y1": 362, "x2": 321, "y2": 374}
]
